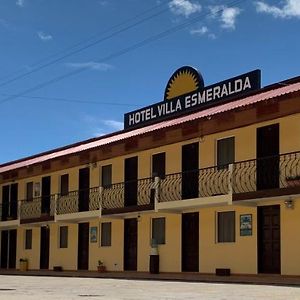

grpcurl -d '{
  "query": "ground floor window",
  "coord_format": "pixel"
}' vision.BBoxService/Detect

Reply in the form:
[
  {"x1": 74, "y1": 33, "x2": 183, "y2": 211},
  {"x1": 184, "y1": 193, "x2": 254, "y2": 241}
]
[
  {"x1": 101, "y1": 222, "x2": 111, "y2": 247},
  {"x1": 152, "y1": 217, "x2": 165, "y2": 245},
  {"x1": 217, "y1": 211, "x2": 235, "y2": 243},
  {"x1": 25, "y1": 229, "x2": 32, "y2": 250},
  {"x1": 59, "y1": 226, "x2": 68, "y2": 248}
]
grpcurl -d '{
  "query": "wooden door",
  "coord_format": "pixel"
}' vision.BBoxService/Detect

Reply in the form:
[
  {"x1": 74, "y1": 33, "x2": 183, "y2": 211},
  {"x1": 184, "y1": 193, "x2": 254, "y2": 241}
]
[
  {"x1": 182, "y1": 143, "x2": 199, "y2": 199},
  {"x1": 41, "y1": 176, "x2": 51, "y2": 214},
  {"x1": 124, "y1": 157, "x2": 138, "y2": 207},
  {"x1": 1, "y1": 186, "x2": 9, "y2": 221},
  {"x1": 124, "y1": 218, "x2": 137, "y2": 271},
  {"x1": 0, "y1": 230, "x2": 17, "y2": 269},
  {"x1": 77, "y1": 223, "x2": 89, "y2": 270},
  {"x1": 79, "y1": 168, "x2": 90, "y2": 212},
  {"x1": 257, "y1": 124, "x2": 279, "y2": 190},
  {"x1": 10, "y1": 184, "x2": 18, "y2": 219},
  {"x1": 40, "y1": 226, "x2": 50, "y2": 269},
  {"x1": 258, "y1": 205, "x2": 281, "y2": 274},
  {"x1": 182, "y1": 212, "x2": 199, "y2": 272}
]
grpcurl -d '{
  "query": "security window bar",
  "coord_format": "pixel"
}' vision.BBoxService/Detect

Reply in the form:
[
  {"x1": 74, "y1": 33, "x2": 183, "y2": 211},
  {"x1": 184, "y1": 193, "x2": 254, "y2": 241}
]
[
  {"x1": 218, "y1": 211, "x2": 235, "y2": 243},
  {"x1": 59, "y1": 226, "x2": 68, "y2": 248},
  {"x1": 152, "y1": 217, "x2": 165, "y2": 245},
  {"x1": 101, "y1": 222, "x2": 111, "y2": 247},
  {"x1": 217, "y1": 137, "x2": 235, "y2": 169}
]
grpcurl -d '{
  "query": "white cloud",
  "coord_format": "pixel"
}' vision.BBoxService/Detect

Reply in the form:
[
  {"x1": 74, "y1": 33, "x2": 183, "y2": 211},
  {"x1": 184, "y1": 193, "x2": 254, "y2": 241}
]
[
  {"x1": 65, "y1": 62, "x2": 114, "y2": 71},
  {"x1": 209, "y1": 5, "x2": 241, "y2": 29},
  {"x1": 102, "y1": 120, "x2": 123, "y2": 131},
  {"x1": 16, "y1": 0, "x2": 25, "y2": 7},
  {"x1": 37, "y1": 31, "x2": 53, "y2": 41},
  {"x1": 190, "y1": 26, "x2": 216, "y2": 39},
  {"x1": 169, "y1": 0, "x2": 201, "y2": 17},
  {"x1": 255, "y1": 0, "x2": 300, "y2": 18}
]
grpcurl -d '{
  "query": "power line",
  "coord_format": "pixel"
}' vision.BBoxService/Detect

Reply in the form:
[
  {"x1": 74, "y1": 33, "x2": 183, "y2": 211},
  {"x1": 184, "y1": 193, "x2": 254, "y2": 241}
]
[
  {"x1": 0, "y1": 0, "x2": 245, "y2": 105},
  {"x1": 0, "y1": 1, "x2": 170, "y2": 87},
  {"x1": 0, "y1": 93, "x2": 140, "y2": 107}
]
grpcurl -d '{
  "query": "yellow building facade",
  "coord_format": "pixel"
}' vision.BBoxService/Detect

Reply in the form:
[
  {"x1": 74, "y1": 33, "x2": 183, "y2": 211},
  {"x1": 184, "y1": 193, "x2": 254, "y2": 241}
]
[{"x1": 0, "y1": 67, "x2": 300, "y2": 276}]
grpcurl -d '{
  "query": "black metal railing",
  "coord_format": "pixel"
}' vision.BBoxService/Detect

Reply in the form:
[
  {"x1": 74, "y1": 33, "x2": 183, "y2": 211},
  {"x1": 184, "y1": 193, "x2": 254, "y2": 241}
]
[
  {"x1": 159, "y1": 166, "x2": 230, "y2": 202},
  {"x1": 102, "y1": 177, "x2": 155, "y2": 210},
  {"x1": 233, "y1": 151, "x2": 300, "y2": 193},
  {"x1": 56, "y1": 187, "x2": 100, "y2": 215},
  {"x1": 20, "y1": 195, "x2": 55, "y2": 220},
  {"x1": 0, "y1": 201, "x2": 18, "y2": 221}
]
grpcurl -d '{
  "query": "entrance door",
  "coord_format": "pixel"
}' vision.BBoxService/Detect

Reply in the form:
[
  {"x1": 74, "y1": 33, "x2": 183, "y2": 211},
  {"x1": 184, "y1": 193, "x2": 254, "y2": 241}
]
[
  {"x1": 78, "y1": 223, "x2": 89, "y2": 270},
  {"x1": 41, "y1": 176, "x2": 51, "y2": 214},
  {"x1": 258, "y1": 205, "x2": 281, "y2": 274},
  {"x1": 182, "y1": 143, "x2": 199, "y2": 199},
  {"x1": 182, "y1": 212, "x2": 199, "y2": 272},
  {"x1": 40, "y1": 226, "x2": 50, "y2": 269},
  {"x1": 124, "y1": 157, "x2": 138, "y2": 207},
  {"x1": 0, "y1": 229, "x2": 17, "y2": 269},
  {"x1": 257, "y1": 124, "x2": 279, "y2": 190},
  {"x1": 79, "y1": 168, "x2": 90, "y2": 212},
  {"x1": 124, "y1": 218, "x2": 137, "y2": 271}
]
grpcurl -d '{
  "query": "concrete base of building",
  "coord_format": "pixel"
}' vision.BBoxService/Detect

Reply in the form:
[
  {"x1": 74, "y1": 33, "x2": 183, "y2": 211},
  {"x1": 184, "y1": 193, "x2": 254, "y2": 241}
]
[{"x1": 1, "y1": 269, "x2": 300, "y2": 287}]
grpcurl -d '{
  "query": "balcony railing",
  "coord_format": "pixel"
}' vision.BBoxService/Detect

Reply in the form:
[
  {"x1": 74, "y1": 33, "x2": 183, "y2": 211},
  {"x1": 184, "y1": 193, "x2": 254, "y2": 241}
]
[
  {"x1": 0, "y1": 201, "x2": 18, "y2": 221},
  {"x1": 20, "y1": 195, "x2": 55, "y2": 221},
  {"x1": 56, "y1": 187, "x2": 100, "y2": 215},
  {"x1": 102, "y1": 177, "x2": 155, "y2": 211},
  {"x1": 159, "y1": 166, "x2": 231, "y2": 202}
]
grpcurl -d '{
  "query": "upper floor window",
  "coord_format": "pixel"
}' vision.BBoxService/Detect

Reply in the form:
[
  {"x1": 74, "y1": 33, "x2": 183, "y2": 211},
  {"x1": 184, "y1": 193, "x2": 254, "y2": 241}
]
[
  {"x1": 26, "y1": 182, "x2": 33, "y2": 201},
  {"x1": 152, "y1": 152, "x2": 166, "y2": 179},
  {"x1": 217, "y1": 137, "x2": 235, "y2": 169},
  {"x1": 101, "y1": 165, "x2": 112, "y2": 188},
  {"x1": 60, "y1": 174, "x2": 69, "y2": 196}
]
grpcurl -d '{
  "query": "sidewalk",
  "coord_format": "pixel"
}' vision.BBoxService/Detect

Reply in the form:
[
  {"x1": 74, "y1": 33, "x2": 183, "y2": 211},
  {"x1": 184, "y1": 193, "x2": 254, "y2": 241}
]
[{"x1": 1, "y1": 269, "x2": 300, "y2": 287}]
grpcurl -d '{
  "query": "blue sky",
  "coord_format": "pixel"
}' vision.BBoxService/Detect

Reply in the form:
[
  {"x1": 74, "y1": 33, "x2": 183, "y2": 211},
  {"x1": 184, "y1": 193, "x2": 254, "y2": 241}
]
[{"x1": 0, "y1": 0, "x2": 299, "y2": 163}]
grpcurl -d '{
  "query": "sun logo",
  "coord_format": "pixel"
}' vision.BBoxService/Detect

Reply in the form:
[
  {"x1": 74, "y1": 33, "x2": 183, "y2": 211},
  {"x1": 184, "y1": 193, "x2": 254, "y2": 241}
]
[{"x1": 164, "y1": 66, "x2": 204, "y2": 101}]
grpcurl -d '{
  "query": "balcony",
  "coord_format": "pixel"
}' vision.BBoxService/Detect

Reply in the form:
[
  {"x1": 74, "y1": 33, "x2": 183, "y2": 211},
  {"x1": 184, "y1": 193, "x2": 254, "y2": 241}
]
[
  {"x1": 101, "y1": 177, "x2": 155, "y2": 216},
  {"x1": 0, "y1": 201, "x2": 19, "y2": 228},
  {"x1": 56, "y1": 187, "x2": 100, "y2": 222},
  {"x1": 20, "y1": 195, "x2": 55, "y2": 225}
]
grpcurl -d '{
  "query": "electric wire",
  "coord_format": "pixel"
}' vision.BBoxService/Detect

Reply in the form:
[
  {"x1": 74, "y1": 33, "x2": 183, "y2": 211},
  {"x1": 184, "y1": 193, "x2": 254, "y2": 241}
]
[{"x1": 0, "y1": 0, "x2": 245, "y2": 105}]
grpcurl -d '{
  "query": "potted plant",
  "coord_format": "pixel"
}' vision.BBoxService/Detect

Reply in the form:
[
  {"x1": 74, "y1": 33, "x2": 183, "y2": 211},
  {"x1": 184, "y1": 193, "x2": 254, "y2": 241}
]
[
  {"x1": 97, "y1": 260, "x2": 106, "y2": 272},
  {"x1": 286, "y1": 175, "x2": 300, "y2": 187},
  {"x1": 19, "y1": 258, "x2": 28, "y2": 271}
]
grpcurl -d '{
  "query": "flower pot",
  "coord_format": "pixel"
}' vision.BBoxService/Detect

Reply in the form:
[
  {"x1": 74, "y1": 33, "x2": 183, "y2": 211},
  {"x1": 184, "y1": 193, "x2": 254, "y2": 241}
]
[
  {"x1": 19, "y1": 261, "x2": 28, "y2": 271},
  {"x1": 97, "y1": 265, "x2": 106, "y2": 272}
]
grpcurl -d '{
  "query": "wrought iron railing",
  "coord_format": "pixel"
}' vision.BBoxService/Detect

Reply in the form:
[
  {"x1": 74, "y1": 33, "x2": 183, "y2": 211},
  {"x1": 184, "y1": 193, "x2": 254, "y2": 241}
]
[
  {"x1": 56, "y1": 187, "x2": 100, "y2": 215},
  {"x1": 0, "y1": 201, "x2": 18, "y2": 221},
  {"x1": 102, "y1": 177, "x2": 155, "y2": 210},
  {"x1": 20, "y1": 195, "x2": 55, "y2": 220},
  {"x1": 159, "y1": 166, "x2": 230, "y2": 202},
  {"x1": 233, "y1": 151, "x2": 300, "y2": 193}
]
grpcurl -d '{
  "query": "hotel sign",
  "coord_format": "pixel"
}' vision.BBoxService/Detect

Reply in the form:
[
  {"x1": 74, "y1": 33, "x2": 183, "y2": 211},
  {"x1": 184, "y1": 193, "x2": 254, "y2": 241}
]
[{"x1": 124, "y1": 67, "x2": 261, "y2": 130}]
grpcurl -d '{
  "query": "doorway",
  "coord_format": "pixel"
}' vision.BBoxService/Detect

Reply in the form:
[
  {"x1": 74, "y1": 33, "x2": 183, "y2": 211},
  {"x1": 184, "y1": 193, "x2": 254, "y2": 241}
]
[
  {"x1": 40, "y1": 226, "x2": 50, "y2": 269},
  {"x1": 41, "y1": 176, "x2": 51, "y2": 214},
  {"x1": 182, "y1": 212, "x2": 199, "y2": 272},
  {"x1": 124, "y1": 157, "x2": 138, "y2": 207},
  {"x1": 258, "y1": 205, "x2": 281, "y2": 274},
  {"x1": 77, "y1": 223, "x2": 89, "y2": 270},
  {"x1": 256, "y1": 124, "x2": 279, "y2": 190},
  {"x1": 79, "y1": 168, "x2": 90, "y2": 212},
  {"x1": 124, "y1": 218, "x2": 137, "y2": 271},
  {"x1": 182, "y1": 143, "x2": 199, "y2": 199},
  {"x1": 0, "y1": 229, "x2": 17, "y2": 269}
]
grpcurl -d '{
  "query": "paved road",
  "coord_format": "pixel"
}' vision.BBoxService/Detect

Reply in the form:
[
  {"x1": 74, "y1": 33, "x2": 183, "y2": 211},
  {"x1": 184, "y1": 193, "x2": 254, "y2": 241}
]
[{"x1": 0, "y1": 275, "x2": 300, "y2": 299}]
